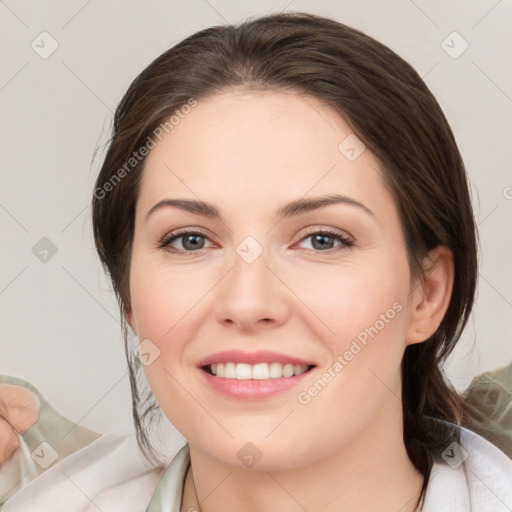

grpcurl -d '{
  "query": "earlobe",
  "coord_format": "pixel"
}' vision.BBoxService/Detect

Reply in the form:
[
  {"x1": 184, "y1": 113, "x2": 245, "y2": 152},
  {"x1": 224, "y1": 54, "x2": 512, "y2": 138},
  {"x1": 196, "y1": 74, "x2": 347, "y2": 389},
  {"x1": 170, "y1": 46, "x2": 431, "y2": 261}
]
[{"x1": 405, "y1": 246, "x2": 454, "y2": 345}]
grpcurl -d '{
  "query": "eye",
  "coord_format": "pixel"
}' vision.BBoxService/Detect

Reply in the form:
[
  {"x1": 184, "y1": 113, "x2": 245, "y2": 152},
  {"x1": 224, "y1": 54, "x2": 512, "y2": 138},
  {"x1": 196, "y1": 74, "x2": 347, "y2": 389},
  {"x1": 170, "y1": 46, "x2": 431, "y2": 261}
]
[
  {"x1": 158, "y1": 230, "x2": 213, "y2": 254},
  {"x1": 296, "y1": 229, "x2": 354, "y2": 253}
]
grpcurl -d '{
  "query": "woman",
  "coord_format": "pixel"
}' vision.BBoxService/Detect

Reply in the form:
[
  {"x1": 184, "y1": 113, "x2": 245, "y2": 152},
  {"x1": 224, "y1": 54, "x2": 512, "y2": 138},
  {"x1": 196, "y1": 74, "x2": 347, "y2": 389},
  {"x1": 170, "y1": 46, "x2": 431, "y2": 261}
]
[{"x1": 5, "y1": 11, "x2": 510, "y2": 512}]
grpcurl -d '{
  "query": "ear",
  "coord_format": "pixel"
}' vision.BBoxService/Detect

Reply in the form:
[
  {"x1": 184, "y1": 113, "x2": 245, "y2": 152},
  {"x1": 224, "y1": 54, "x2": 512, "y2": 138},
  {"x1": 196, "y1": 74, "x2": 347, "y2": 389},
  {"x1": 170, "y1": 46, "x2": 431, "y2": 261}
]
[{"x1": 405, "y1": 246, "x2": 454, "y2": 345}]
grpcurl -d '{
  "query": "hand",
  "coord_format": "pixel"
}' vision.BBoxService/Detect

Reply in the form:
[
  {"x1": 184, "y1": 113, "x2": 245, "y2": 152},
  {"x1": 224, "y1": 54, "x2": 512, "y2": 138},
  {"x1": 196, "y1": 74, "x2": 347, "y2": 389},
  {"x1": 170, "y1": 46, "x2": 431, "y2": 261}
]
[{"x1": 0, "y1": 384, "x2": 41, "y2": 465}]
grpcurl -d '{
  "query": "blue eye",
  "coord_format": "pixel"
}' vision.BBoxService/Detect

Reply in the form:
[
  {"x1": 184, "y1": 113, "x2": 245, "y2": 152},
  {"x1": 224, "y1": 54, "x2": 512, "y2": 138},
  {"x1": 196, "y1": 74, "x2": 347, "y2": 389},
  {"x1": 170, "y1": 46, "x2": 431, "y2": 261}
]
[
  {"x1": 159, "y1": 230, "x2": 211, "y2": 254},
  {"x1": 298, "y1": 230, "x2": 354, "y2": 252}
]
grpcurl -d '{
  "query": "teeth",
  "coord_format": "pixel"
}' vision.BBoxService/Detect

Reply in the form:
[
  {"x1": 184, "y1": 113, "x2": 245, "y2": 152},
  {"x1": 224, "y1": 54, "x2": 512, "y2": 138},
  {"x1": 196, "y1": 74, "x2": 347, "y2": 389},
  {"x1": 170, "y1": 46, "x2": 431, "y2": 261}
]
[
  {"x1": 224, "y1": 362, "x2": 236, "y2": 378},
  {"x1": 294, "y1": 364, "x2": 308, "y2": 376},
  {"x1": 269, "y1": 362, "x2": 282, "y2": 378},
  {"x1": 209, "y1": 362, "x2": 310, "y2": 379},
  {"x1": 282, "y1": 364, "x2": 294, "y2": 377},
  {"x1": 252, "y1": 363, "x2": 269, "y2": 380},
  {"x1": 235, "y1": 363, "x2": 252, "y2": 380}
]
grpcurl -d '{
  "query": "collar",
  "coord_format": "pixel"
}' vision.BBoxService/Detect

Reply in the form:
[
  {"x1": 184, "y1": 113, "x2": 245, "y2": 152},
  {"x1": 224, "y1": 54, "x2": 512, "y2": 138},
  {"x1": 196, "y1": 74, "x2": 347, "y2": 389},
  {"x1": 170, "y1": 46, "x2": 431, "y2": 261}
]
[
  {"x1": 146, "y1": 426, "x2": 512, "y2": 512},
  {"x1": 145, "y1": 444, "x2": 190, "y2": 511}
]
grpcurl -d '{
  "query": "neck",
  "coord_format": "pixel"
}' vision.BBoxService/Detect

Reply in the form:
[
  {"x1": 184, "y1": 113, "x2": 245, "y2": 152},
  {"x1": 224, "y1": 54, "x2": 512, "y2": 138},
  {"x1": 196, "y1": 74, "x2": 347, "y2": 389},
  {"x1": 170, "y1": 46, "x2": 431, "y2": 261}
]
[{"x1": 182, "y1": 390, "x2": 425, "y2": 512}]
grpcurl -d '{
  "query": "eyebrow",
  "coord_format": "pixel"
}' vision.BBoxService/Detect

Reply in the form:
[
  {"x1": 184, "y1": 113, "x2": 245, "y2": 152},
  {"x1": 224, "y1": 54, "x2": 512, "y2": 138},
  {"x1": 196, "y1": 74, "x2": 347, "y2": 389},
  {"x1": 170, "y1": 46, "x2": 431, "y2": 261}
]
[{"x1": 145, "y1": 194, "x2": 374, "y2": 222}]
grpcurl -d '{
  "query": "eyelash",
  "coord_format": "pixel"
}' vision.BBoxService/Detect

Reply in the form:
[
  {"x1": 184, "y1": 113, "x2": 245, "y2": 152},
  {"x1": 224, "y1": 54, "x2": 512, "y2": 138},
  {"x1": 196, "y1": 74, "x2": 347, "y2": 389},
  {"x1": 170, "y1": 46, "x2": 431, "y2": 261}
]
[{"x1": 158, "y1": 228, "x2": 354, "y2": 256}]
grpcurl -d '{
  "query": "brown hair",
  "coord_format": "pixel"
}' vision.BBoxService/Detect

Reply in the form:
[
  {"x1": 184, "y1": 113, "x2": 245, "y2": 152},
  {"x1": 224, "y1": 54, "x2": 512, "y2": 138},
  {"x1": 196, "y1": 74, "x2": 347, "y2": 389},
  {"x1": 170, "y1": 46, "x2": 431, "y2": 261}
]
[{"x1": 92, "y1": 12, "x2": 480, "y2": 481}]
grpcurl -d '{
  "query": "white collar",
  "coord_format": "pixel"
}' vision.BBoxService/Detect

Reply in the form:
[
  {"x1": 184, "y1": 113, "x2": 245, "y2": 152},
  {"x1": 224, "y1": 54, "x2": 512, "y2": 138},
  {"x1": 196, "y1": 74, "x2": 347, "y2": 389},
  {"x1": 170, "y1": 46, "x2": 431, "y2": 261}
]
[
  {"x1": 145, "y1": 426, "x2": 512, "y2": 512},
  {"x1": 422, "y1": 425, "x2": 512, "y2": 511}
]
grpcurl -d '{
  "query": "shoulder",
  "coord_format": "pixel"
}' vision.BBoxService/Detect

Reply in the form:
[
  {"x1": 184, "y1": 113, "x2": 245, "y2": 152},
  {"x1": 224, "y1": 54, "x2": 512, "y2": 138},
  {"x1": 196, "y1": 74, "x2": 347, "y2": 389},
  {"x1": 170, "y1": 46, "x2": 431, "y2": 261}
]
[
  {"x1": 83, "y1": 465, "x2": 165, "y2": 512},
  {"x1": 92, "y1": 442, "x2": 191, "y2": 512},
  {"x1": 2, "y1": 432, "x2": 167, "y2": 512},
  {"x1": 459, "y1": 426, "x2": 512, "y2": 508},
  {"x1": 423, "y1": 423, "x2": 512, "y2": 512}
]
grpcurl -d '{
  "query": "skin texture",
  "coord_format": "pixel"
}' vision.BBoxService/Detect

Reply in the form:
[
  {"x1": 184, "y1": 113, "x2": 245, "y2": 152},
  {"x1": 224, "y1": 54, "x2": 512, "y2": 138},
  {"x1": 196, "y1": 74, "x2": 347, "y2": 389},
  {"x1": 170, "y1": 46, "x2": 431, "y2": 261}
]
[
  {"x1": 127, "y1": 89, "x2": 454, "y2": 511},
  {"x1": 0, "y1": 384, "x2": 40, "y2": 465}
]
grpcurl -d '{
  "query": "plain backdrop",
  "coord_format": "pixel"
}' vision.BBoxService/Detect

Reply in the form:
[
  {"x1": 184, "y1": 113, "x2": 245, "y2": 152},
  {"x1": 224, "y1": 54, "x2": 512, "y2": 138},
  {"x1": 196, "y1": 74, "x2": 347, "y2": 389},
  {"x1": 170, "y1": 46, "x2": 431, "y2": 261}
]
[{"x1": 1, "y1": 0, "x2": 511, "y2": 442}]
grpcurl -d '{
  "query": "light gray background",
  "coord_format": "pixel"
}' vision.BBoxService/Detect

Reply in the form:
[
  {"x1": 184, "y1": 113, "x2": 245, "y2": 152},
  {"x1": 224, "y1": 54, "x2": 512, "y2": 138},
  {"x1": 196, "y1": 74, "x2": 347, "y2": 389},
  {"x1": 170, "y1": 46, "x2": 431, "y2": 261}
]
[{"x1": 1, "y1": 0, "x2": 511, "y2": 440}]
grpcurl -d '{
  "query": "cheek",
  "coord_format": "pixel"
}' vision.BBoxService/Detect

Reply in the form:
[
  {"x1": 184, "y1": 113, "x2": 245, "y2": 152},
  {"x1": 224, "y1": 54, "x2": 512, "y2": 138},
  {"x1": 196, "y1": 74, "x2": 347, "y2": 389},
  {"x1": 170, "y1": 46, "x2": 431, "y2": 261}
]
[
  {"x1": 298, "y1": 255, "x2": 412, "y2": 416},
  {"x1": 129, "y1": 251, "x2": 204, "y2": 338},
  {"x1": 128, "y1": 253, "x2": 213, "y2": 392},
  {"x1": 290, "y1": 264, "x2": 411, "y2": 444},
  {"x1": 128, "y1": 260, "x2": 200, "y2": 418},
  {"x1": 294, "y1": 255, "x2": 410, "y2": 348}
]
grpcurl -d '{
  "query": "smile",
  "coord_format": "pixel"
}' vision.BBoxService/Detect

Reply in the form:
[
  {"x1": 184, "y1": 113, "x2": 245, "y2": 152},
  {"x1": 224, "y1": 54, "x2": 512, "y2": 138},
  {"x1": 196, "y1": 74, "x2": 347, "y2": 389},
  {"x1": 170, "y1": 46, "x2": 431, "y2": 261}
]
[
  {"x1": 204, "y1": 362, "x2": 314, "y2": 379},
  {"x1": 197, "y1": 349, "x2": 317, "y2": 399}
]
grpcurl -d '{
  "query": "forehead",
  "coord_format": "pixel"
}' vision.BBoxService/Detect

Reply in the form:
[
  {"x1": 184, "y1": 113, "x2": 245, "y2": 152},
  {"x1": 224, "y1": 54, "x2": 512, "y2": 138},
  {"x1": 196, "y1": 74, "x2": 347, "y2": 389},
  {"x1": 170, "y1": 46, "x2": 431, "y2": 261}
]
[{"x1": 139, "y1": 89, "x2": 390, "y2": 217}]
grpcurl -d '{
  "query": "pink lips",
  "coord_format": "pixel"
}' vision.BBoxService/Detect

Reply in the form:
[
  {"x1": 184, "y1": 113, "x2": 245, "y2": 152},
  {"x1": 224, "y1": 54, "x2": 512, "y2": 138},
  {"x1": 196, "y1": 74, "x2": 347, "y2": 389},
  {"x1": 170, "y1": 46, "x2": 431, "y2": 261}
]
[{"x1": 196, "y1": 350, "x2": 316, "y2": 400}]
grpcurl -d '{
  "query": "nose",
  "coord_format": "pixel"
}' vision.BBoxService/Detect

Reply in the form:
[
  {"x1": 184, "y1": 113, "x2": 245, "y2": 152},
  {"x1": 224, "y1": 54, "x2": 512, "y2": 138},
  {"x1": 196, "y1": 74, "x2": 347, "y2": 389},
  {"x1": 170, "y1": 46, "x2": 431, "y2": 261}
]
[{"x1": 214, "y1": 242, "x2": 290, "y2": 333}]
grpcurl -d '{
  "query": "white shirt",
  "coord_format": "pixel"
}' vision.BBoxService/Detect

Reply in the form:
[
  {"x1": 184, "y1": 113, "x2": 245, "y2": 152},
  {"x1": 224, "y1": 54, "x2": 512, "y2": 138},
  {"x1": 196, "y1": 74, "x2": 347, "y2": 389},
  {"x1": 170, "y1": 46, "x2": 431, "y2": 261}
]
[{"x1": 3, "y1": 424, "x2": 511, "y2": 511}]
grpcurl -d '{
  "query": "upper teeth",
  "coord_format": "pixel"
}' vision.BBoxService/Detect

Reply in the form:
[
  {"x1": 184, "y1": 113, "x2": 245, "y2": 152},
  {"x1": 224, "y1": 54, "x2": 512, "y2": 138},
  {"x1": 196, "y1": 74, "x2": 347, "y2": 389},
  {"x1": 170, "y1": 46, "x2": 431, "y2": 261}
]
[{"x1": 210, "y1": 362, "x2": 309, "y2": 379}]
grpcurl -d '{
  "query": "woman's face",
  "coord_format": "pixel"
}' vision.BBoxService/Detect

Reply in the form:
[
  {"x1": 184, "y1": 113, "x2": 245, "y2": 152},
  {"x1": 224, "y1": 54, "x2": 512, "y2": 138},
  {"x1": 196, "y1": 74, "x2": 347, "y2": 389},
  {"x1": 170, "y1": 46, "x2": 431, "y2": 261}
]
[{"x1": 128, "y1": 89, "x2": 421, "y2": 470}]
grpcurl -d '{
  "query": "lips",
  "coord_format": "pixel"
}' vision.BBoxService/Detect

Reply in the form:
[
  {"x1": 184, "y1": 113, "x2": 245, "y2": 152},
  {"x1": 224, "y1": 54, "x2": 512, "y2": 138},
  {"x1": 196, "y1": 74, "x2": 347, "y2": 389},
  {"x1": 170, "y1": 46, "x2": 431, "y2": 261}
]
[{"x1": 196, "y1": 350, "x2": 317, "y2": 399}]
